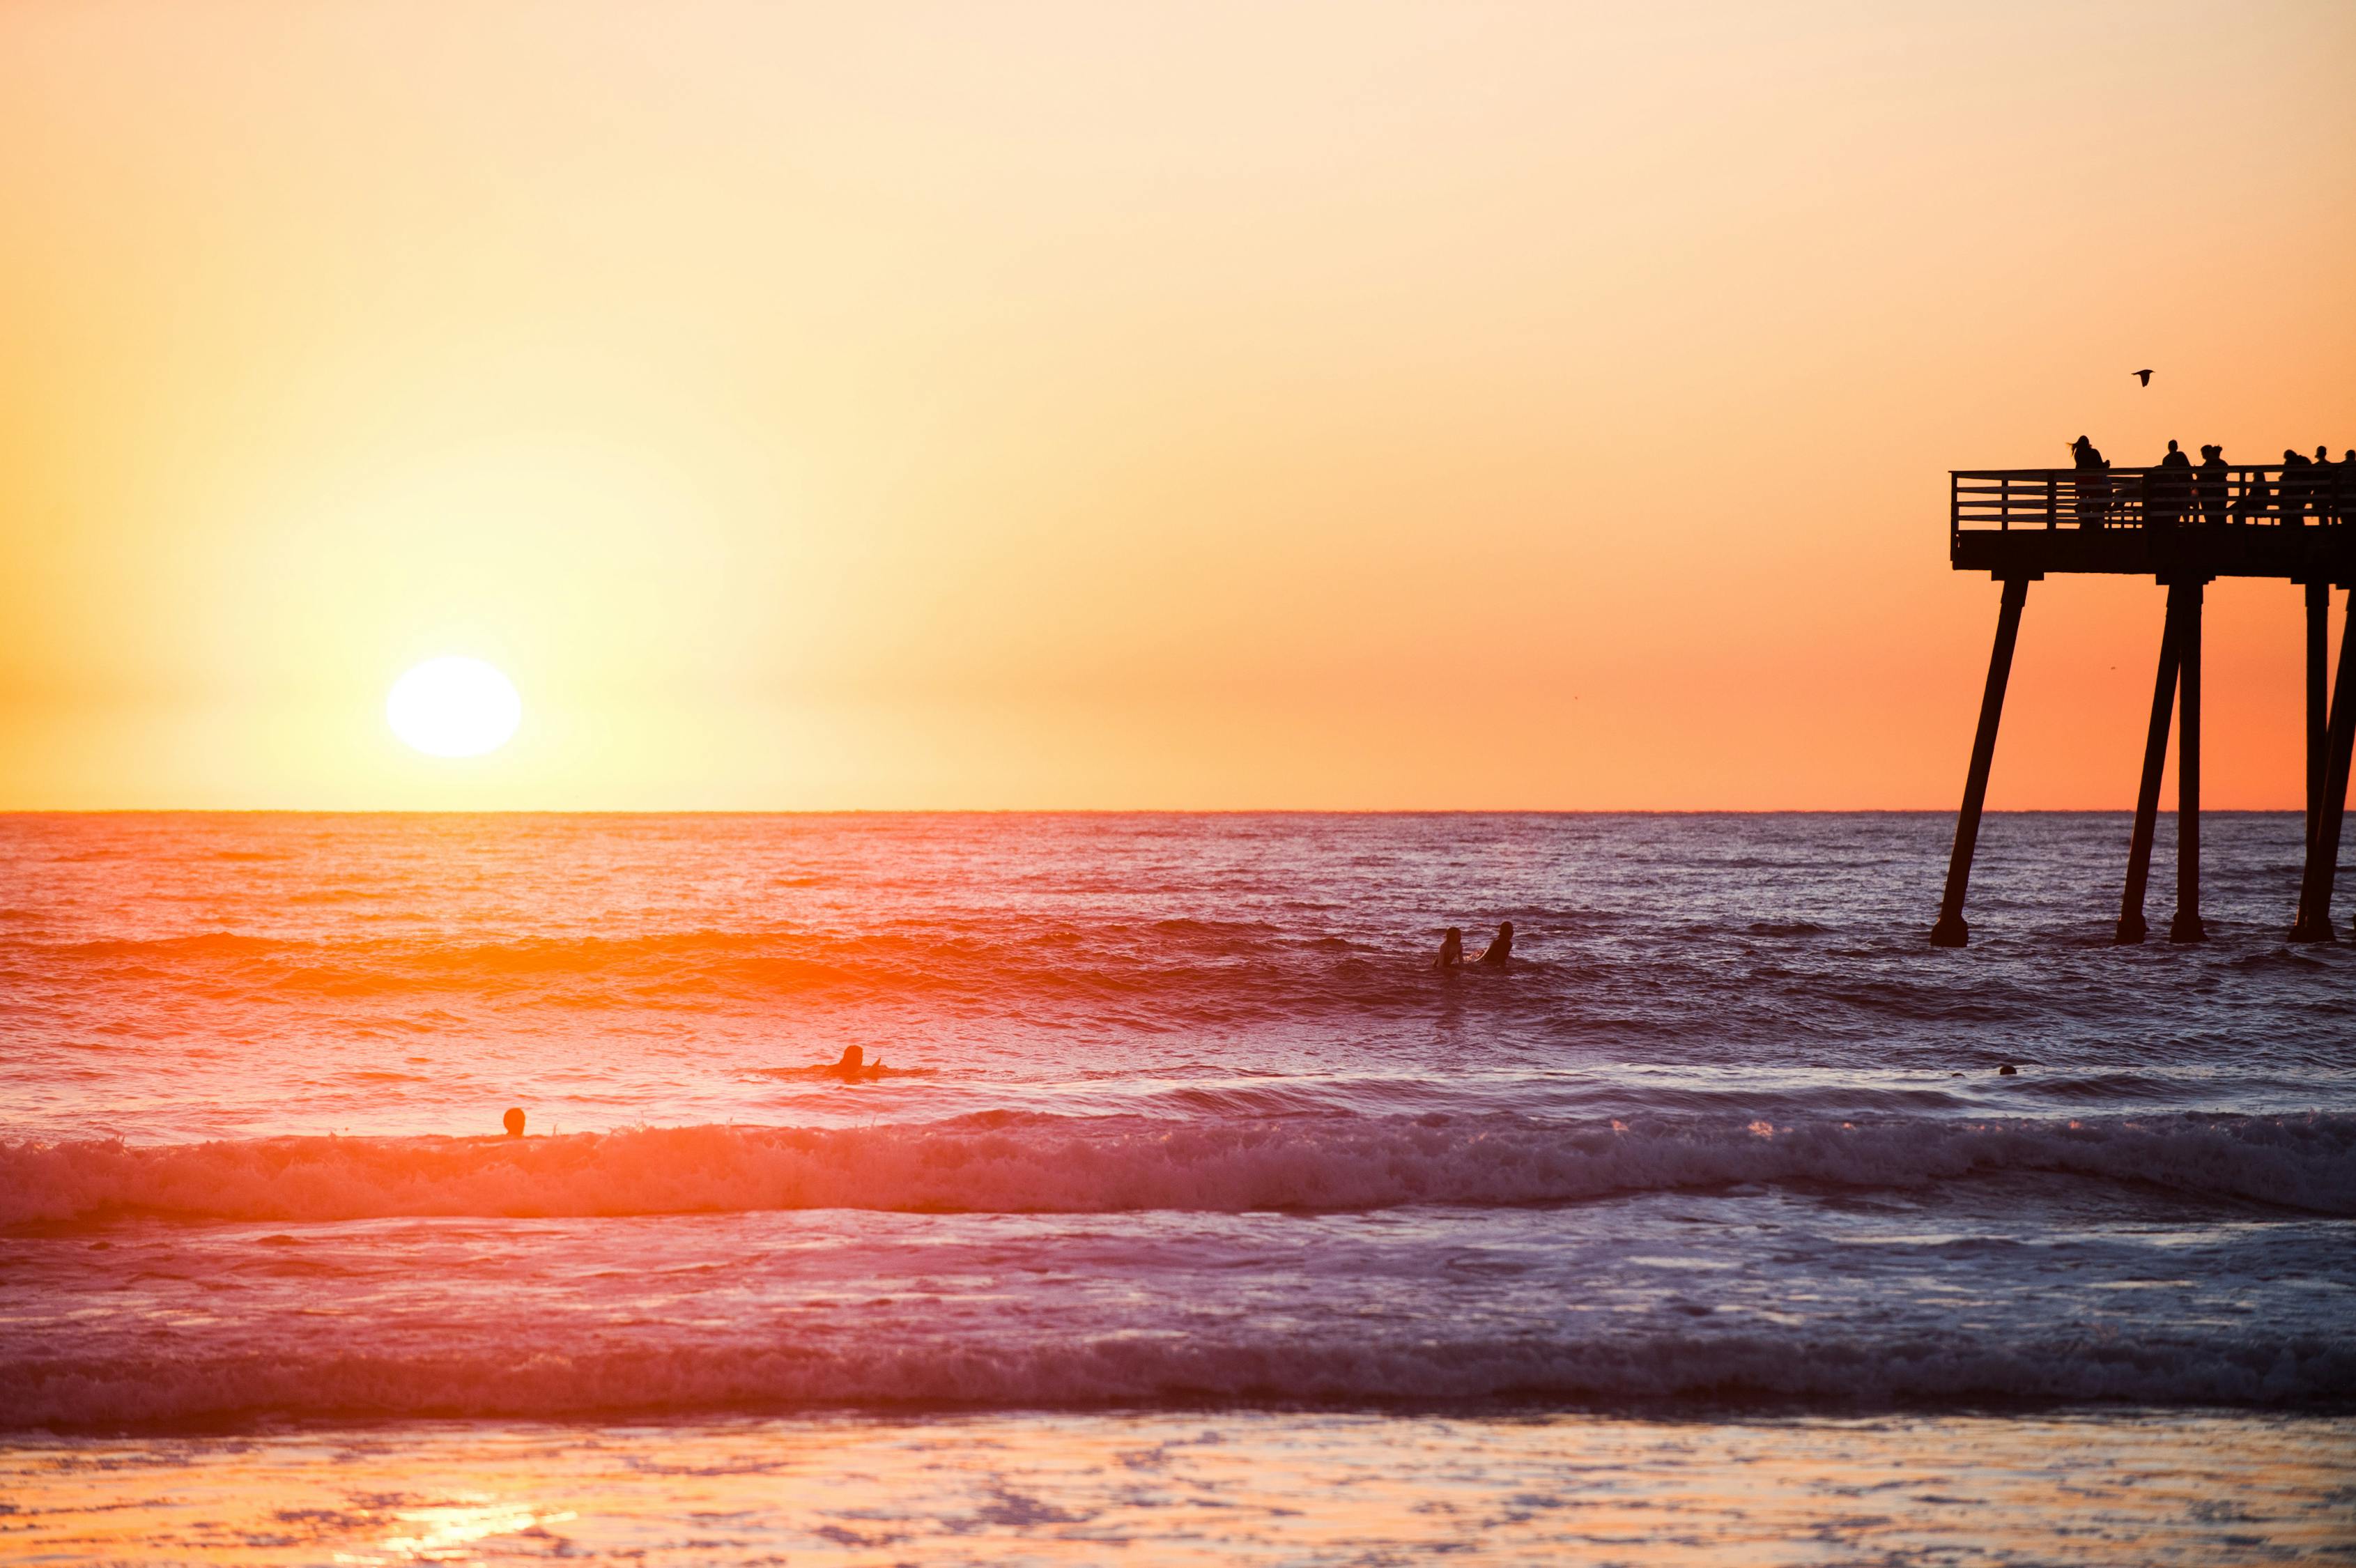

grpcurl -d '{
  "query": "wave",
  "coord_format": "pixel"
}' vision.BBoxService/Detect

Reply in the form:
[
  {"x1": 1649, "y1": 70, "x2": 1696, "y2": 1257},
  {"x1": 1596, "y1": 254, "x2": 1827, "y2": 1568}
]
[
  {"x1": 6, "y1": 1326, "x2": 2349, "y2": 1427},
  {"x1": 5, "y1": 1111, "x2": 2350, "y2": 1227},
  {"x1": 8, "y1": 925, "x2": 1470, "y2": 1022}
]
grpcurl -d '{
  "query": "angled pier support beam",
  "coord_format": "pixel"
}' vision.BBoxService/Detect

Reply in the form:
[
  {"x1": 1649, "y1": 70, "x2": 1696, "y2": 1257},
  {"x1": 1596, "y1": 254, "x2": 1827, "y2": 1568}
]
[
  {"x1": 2116, "y1": 601, "x2": 2182, "y2": 944},
  {"x1": 1932, "y1": 576, "x2": 2030, "y2": 948},
  {"x1": 2169, "y1": 579, "x2": 2207, "y2": 943},
  {"x1": 2308, "y1": 580, "x2": 2330, "y2": 851},
  {"x1": 2294, "y1": 585, "x2": 2356, "y2": 941}
]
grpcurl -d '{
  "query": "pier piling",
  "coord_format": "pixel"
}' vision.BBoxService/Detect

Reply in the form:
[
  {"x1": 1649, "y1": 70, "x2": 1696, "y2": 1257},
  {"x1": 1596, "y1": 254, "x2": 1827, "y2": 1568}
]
[
  {"x1": 2307, "y1": 580, "x2": 2329, "y2": 852},
  {"x1": 2294, "y1": 586, "x2": 2356, "y2": 941},
  {"x1": 2167, "y1": 579, "x2": 2205, "y2": 944},
  {"x1": 2116, "y1": 606, "x2": 2180, "y2": 944},
  {"x1": 1932, "y1": 576, "x2": 2029, "y2": 948}
]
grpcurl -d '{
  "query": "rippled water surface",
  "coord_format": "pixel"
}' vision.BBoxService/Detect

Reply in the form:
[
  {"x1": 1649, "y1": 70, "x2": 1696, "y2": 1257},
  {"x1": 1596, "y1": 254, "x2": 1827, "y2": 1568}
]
[
  {"x1": 6, "y1": 1412, "x2": 2349, "y2": 1565},
  {"x1": 1, "y1": 812, "x2": 2350, "y2": 1560}
]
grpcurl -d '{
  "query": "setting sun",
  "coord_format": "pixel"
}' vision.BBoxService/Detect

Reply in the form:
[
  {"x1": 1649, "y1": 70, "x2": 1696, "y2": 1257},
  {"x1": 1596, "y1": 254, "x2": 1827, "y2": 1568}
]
[{"x1": 387, "y1": 656, "x2": 522, "y2": 758}]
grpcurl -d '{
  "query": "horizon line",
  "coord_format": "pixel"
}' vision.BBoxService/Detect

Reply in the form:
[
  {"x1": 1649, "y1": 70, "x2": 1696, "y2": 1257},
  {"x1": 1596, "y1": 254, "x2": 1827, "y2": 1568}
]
[{"x1": 0, "y1": 806, "x2": 2319, "y2": 818}]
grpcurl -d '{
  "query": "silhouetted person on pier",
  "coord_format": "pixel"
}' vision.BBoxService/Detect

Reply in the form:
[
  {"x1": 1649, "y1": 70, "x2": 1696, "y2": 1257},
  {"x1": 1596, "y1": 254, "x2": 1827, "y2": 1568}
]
[
  {"x1": 2334, "y1": 449, "x2": 2356, "y2": 527},
  {"x1": 2319, "y1": 446, "x2": 2348, "y2": 527},
  {"x1": 1477, "y1": 921, "x2": 1514, "y2": 966},
  {"x1": 2151, "y1": 440, "x2": 2192, "y2": 528},
  {"x1": 2195, "y1": 445, "x2": 2228, "y2": 525},
  {"x1": 2281, "y1": 448, "x2": 2315, "y2": 525},
  {"x1": 503, "y1": 1107, "x2": 525, "y2": 1137},
  {"x1": 2070, "y1": 436, "x2": 2111, "y2": 528},
  {"x1": 1434, "y1": 927, "x2": 1464, "y2": 968}
]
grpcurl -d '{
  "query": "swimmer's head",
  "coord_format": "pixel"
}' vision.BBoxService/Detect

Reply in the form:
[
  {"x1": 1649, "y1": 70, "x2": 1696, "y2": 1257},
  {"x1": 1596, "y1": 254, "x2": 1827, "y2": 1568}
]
[
  {"x1": 502, "y1": 1107, "x2": 525, "y2": 1138},
  {"x1": 1499, "y1": 921, "x2": 1514, "y2": 937},
  {"x1": 837, "y1": 1045, "x2": 864, "y2": 1070}
]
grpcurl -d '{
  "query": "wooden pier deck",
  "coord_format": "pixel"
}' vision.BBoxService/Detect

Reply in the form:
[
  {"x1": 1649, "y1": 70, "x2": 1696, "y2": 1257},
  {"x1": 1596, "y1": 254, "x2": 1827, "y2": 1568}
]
[{"x1": 1934, "y1": 461, "x2": 2356, "y2": 947}]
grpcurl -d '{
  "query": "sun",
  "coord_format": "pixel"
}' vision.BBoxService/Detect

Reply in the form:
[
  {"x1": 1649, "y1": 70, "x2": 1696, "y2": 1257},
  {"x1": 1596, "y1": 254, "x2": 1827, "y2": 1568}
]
[{"x1": 387, "y1": 656, "x2": 523, "y2": 758}]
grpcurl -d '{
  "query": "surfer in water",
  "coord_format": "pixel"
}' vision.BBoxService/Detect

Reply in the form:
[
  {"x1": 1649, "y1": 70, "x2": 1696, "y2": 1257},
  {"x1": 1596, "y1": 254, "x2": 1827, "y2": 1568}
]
[
  {"x1": 829, "y1": 1045, "x2": 882, "y2": 1081},
  {"x1": 1477, "y1": 921, "x2": 1514, "y2": 965},
  {"x1": 1434, "y1": 927, "x2": 1464, "y2": 968}
]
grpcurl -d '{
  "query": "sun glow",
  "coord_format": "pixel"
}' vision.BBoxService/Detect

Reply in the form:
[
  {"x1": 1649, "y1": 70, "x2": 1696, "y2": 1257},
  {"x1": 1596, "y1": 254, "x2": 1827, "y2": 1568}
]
[{"x1": 387, "y1": 657, "x2": 523, "y2": 758}]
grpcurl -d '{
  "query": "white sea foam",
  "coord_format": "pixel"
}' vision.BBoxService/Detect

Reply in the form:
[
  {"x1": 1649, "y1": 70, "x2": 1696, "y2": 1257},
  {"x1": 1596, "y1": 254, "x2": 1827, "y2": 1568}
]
[{"x1": 5, "y1": 1111, "x2": 2350, "y2": 1226}]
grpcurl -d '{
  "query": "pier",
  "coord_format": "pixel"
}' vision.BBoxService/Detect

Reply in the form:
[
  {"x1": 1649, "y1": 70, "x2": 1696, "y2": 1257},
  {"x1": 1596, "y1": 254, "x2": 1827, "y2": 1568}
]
[{"x1": 1931, "y1": 462, "x2": 2356, "y2": 946}]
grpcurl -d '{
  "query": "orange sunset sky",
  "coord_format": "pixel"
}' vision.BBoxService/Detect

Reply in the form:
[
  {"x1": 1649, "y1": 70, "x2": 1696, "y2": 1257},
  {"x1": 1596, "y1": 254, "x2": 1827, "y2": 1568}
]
[{"x1": 3, "y1": 1, "x2": 2352, "y2": 810}]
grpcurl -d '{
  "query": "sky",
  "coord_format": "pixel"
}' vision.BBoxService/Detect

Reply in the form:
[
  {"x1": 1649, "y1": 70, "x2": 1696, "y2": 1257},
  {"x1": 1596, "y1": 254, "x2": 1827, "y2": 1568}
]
[{"x1": 1, "y1": 0, "x2": 2352, "y2": 809}]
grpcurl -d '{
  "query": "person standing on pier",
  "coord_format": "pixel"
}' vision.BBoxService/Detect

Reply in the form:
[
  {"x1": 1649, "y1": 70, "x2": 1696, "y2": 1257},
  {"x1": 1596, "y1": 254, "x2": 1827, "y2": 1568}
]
[
  {"x1": 2070, "y1": 436, "x2": 2111, "y2": 528},
  {"x1": 2151, "y1": 440, "x2": 2192, "y2": 528},
  {"x1": 2281, "y1": 448, "x2": 2316, "y2": 525},
  {"x1": 2196, "y1": 445, "x2": 2229, "y2": 526}
]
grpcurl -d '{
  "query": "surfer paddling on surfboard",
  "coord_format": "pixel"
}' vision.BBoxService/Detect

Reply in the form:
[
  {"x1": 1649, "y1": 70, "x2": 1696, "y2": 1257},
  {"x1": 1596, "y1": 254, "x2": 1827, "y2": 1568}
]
[{"x1": 828, "y1": 1045, "x2": 884, "y2": 1081}]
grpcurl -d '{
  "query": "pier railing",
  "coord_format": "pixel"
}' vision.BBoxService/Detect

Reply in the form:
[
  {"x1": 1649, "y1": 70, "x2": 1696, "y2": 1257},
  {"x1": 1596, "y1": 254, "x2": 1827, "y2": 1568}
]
[{"x1": 1952, "y1": 465, "x2": 2352, "y2": 538}]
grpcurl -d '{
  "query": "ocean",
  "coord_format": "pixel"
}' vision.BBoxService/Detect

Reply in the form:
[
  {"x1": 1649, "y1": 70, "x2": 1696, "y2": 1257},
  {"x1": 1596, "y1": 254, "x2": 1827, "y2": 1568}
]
[{"x1": 1, "y1": 810, "x2": 2350, "y2": 1562}]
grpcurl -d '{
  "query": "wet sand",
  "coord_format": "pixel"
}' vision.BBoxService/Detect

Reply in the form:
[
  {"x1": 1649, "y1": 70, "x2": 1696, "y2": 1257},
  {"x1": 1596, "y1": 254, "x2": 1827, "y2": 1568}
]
[{"x1": 4, "y1": 1411, "x2": 2349, "y2": 1565}]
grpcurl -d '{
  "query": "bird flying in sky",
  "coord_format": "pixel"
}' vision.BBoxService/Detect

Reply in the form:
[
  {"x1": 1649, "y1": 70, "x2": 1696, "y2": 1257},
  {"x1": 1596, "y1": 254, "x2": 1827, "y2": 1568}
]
[{"x1": 2134, "y1": 369, "x2": 2153, "y2": 386}]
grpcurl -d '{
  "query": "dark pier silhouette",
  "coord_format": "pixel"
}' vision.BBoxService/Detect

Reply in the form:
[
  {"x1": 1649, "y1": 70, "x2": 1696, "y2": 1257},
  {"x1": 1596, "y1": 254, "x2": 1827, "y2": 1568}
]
[{"x1": 1932, "y1": 459, "x2": 2356, "y2": 946}]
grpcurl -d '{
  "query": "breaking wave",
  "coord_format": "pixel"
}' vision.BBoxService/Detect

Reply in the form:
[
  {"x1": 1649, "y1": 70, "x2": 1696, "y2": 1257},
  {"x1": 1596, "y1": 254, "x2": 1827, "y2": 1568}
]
[
  {"x1": 8, "y1": 1327, "x2": 2350, "y2": 1428},
  {"x1": 6, "y1": 1110, "x2": 2351, "y2": 1227}
]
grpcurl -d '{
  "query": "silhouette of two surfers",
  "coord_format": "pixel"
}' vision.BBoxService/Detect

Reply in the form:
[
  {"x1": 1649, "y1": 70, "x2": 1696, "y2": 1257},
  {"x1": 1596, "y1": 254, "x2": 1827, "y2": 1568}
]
[{"x1": 1435, "y1": 921, "x2": 1514, "y2": 968}]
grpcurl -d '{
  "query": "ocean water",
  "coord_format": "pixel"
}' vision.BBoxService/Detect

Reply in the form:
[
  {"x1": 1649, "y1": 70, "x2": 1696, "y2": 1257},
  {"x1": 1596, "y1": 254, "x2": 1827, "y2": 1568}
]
[{"x1": 1, "y1": 810, "x2": 2351, "y2": 1562}]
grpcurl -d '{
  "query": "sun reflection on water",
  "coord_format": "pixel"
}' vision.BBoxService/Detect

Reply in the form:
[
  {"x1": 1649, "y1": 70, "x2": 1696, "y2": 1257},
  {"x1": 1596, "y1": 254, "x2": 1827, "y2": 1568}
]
[{"x1": 327, "y1": 1497, "x2": 575, "y2": 1565}]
